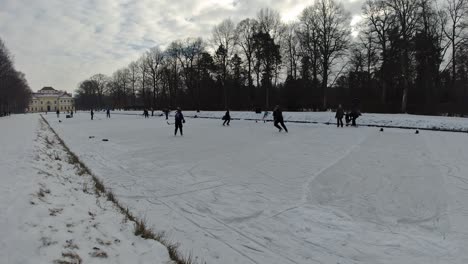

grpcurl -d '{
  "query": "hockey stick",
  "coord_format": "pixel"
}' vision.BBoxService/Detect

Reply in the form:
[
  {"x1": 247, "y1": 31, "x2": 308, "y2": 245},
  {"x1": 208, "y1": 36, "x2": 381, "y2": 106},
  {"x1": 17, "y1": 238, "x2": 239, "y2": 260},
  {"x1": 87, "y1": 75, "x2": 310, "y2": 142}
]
[{"x1": 167, "y1": 121, "x2": 174, "y2": 125}]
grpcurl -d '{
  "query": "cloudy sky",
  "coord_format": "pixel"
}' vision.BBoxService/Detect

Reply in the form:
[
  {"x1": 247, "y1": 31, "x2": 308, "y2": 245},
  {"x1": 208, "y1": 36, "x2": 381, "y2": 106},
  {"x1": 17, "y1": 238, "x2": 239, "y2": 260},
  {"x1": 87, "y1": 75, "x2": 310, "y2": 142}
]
[{"x1": 0, "y1": 0, "x2": 364, "y2": 93}]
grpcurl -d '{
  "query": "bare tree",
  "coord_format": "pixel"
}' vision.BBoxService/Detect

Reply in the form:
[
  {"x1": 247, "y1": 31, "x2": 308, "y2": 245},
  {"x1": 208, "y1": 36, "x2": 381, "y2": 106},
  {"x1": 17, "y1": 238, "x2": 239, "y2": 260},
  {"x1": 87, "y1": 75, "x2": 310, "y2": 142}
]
[
  {"x1": 128, "y1": 62, "x2": 138, "y2": 107},
  {"x1": 257, "y1": 8, "x2": 285, "y2": 89},
  {"x1": 310, "y1": 0, "x2": 351, "y2": 109},
  {"x1": 136, "y1": 54, "x2": 149, "y2": 107},
  {"x1": 362, "y1": 0, "x2": 394, "y2": 104},
  {"x1": 257, "y1": 8, "x2": 284, "y2": 42},
  {"x1": 283, "y1": 22, "x2": 301, "y2": 79},
  {"x1": 145, "y1": 47, "x2": 165, "y2": 110},
  {"x1": 387, "y1": 0, "x2": 421, "y2": 112},
  {"x1": 212, "y1": 19, "x2": 237, "y2": 108},
  {"x1": 89, "y1": 74, "x2": 108, "y2": 108},
  {"x1": 444, "y1": 0, "x2": 468, "y2": 85},
  {"x1": 236, "y1": 18, "x2": 258, "y2": 106}
]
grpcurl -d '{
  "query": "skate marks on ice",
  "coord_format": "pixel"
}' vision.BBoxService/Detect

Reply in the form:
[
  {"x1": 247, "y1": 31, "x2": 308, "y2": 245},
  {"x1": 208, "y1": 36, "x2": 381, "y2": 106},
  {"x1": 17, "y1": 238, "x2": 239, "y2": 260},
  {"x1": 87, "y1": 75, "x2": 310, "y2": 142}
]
[
  {"x1": 27, "y1": 119, "x2": 170, "y2": 264},
  {"x1": 303, "y1": 131, "x2": 462, "y2": 262},
  {"x1": 308, "y1": 131, "x2": 449, "y2": 228}
]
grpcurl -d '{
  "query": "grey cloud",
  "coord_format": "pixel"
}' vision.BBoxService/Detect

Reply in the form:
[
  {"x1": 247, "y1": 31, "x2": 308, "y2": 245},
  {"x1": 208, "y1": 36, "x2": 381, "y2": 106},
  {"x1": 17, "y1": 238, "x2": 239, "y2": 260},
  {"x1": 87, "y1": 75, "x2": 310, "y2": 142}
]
[{"x1": 0, "y1": 0, "x2": 364, "y2": 93}]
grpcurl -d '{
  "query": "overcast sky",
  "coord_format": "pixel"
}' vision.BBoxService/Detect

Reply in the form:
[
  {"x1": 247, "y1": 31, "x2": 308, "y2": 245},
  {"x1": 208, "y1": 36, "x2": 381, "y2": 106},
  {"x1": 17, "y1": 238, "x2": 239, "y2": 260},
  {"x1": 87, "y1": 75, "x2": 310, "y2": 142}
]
[{"x1": 0, "y1": 0, "x2": 364, "y2": 93}]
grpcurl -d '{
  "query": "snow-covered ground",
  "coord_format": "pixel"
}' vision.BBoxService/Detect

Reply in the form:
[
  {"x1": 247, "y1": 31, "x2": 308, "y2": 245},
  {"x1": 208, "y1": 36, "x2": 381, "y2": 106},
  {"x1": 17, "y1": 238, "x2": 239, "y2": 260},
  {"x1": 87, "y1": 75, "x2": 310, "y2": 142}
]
[
  {"x1": 40, "y1": 111, "x2": 468, "y2": 264},
  {"x1": 109, "y1": 110, "x2": 468, "y2": 132},
  {"x1": 0, "y1": 114, "x2": 171, "y2": 264}
]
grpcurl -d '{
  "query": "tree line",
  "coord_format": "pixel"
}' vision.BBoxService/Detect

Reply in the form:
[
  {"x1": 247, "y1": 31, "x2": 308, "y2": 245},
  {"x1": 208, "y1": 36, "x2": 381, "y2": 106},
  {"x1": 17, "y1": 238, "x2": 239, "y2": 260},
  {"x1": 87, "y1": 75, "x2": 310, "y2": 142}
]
[
  {"x1": 76, "y1": 0, "x2": 468, "y2": 115},
  {"x1": 0, "y1": 37, "x2": 31, "y2": 114}
]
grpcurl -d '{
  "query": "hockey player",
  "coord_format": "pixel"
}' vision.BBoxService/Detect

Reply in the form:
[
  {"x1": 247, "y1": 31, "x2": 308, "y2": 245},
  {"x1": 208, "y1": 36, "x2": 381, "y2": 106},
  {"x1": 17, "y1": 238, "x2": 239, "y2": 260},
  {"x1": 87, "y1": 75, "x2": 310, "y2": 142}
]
[
  {"x1": 174, "y1": 108, "x2": 185, "y2": 136},
  {"x1": 222, "y1": 110, "x2": 231, "y2": 126},
  {"x1": 335, "y1": 104, "x2": 344, "y2": 128},
  {"x1": 273, "y1": 105, "x2": 288, "y2": 132}
]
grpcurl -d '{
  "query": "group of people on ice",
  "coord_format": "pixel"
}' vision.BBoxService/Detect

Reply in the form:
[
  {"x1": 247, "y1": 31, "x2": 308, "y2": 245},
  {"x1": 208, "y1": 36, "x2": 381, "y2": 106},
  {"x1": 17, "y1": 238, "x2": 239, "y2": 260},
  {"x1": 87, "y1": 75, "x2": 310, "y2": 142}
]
[
  {"x1": 335, "y1": 103, "x2": 361, "y2": 127},
  {"x1": 83, "y1": 102, "x2": 360, "y2": 136}
]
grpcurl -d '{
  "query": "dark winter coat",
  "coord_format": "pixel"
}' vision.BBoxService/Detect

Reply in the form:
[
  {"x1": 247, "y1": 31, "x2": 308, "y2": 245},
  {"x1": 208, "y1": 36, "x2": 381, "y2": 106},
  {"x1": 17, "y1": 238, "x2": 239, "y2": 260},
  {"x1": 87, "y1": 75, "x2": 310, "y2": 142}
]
[
  {"x1": 335, "y1": 108, "x2": 344, "y2": 119},
  {"x1": 223, "y1": 111, "x2": 231, "y2": 120},
  {"x1": 175, "y1": 111, "x2": 185, "y2": 125},
  {"x1": 273, "y1": 109, "x2": 283, "y2": 122}
]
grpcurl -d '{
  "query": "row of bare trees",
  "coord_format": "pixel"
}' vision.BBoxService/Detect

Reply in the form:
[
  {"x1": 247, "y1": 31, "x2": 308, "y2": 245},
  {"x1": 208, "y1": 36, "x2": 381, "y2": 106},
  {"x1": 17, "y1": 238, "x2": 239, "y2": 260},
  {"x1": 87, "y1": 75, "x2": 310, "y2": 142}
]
[
  {"x1": 76, "y1": 0, "x2": 468, "y2": 114},
  {"x1": 0, "y1": 37, "x2": 31, "y2": 114}
]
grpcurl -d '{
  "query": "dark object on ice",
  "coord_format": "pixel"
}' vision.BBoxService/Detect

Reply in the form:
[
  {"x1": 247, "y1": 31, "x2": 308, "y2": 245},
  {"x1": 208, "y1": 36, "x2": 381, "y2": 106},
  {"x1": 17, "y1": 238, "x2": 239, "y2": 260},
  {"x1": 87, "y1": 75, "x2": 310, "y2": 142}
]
[
  {"x1": 59, "y1": 120, "x2": 62, "y2": 123},
  {"x1": 89, "y1": 136, "x2": 95, "y2": 139},
  {"x1": 222, "y1": 110, "x2": 231, "y2": 126},
  {"x1": 102, "y1": 139, "x2": 109, "y2": 142},
  {"x1": 174, "y1": 108, "x2": 185, "y2": 136},
  {"x1": 380, "y1": 128, "x2": 384, "y2": 132},
  {"x1": 273, "y1": 105, "x2": 288, "y2": 132},
  {"x1": 415, "y1": 130, "x2": 419, "y2": 134},
  {"x1": 91, "y1": 109, "x2": 94, "y2": 120},
  {"x1": 335, "y1": 105, "x2": 344, "y2": 128},
  {"x1": 66, "y1": 115, "x2": 71, "y2": 118}
]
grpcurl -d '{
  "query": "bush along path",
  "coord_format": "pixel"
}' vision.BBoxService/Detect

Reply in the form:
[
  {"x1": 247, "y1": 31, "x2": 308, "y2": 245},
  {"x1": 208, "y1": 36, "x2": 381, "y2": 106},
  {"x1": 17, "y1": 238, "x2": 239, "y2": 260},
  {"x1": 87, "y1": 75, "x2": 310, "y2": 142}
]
[{"x1": 36, "y1": 115, "x2": 201, "y2": 264}]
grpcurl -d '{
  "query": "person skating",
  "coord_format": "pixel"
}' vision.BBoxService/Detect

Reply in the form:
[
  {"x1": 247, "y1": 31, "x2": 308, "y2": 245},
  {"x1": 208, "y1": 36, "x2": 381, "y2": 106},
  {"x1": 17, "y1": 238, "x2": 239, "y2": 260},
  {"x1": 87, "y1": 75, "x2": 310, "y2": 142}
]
[
  {"x1": 90, "y1": 109, "x2": 94, "y2": 120},
  {"x1": 262, "y1": 111, "x2": 269, "y2": 123},
  {"x1": 350, "y1": 98, "x2": 361, "y2": 127},
  {"x1": 335, "y1": 104, "x2": 344, "y2": 128},
  {"x1": 174, "y1": 107, "x2": 185, "y2": 136},
  {"x1": 273, "y1": 105, "x2": 288, "y2": 132},
  {"x1": 106, "y1": 109, "x2": 111, "y2": 118},
  {"x1": 56, "y1": 109, "x2": 60, "y2": 118},
  {"x1": 222, "y1": 110, "x2": 231, "y2": 126},
  {"x1": 164, "y1": 108, "x2": 169, "y2": 120}
]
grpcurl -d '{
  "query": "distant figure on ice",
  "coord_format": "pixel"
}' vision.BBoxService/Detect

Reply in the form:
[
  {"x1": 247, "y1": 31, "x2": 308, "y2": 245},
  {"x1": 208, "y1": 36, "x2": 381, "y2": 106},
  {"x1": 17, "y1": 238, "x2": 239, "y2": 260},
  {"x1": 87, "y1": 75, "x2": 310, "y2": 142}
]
[
  {"x1": 164, "y1": 108, "x2": 169, "y2": 120},
  {"x1": 222, "y1": 110, "x2": 231, "y2": 126},
  {"x1": 335, "y1": 104, "x2": 344, "y2": 128},
  {"x1": 262, "y1": 111, "x2": 269, "y2": 123},
  {"x1": 106, "y1": 109, "x2": 111, "y2": 118},
  {"x1": 174, "y1": 107, "x2": 185, "y2": 136},
  {"x1": 345, "y1": 99, "x2": 361, "y2": 127},
  {"x1": 143, "y1": 109, "x2": 149, "y2": 118},
  {"x1": 91, "y1": 109, "x2": 94, "y2": 120},
  {"x1": 273, "y1": 105, "x2": 288, "y2": 132},
  {"x1": 56, "y1": 110, "x2": 60, "y2": 118}
]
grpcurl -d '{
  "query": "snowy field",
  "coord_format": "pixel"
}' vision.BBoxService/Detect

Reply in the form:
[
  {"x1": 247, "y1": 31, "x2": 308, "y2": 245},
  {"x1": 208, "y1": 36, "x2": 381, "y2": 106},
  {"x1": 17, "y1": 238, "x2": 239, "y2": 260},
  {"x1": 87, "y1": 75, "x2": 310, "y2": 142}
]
[
  {"x1": 0, "y1": 114, "x2": 171, "y2": 264},
  {"x1": 36, "y1": 111, "x2": 468, "y2": 264}
]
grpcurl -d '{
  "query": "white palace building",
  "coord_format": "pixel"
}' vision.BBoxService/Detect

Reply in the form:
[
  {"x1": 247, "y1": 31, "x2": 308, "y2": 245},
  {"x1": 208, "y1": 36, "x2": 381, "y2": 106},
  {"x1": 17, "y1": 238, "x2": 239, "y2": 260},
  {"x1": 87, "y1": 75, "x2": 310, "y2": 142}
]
[{"x1": 28, "y1": 87, "x2": 75, "y2": 113}]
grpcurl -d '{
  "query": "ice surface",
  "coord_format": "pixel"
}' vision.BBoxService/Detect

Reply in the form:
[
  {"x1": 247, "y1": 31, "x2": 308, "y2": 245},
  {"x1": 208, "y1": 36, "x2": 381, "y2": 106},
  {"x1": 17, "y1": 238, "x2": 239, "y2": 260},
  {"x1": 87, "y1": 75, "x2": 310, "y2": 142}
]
[{"x1": 38, "y1": 111, "x2": 468, "y2": 264}]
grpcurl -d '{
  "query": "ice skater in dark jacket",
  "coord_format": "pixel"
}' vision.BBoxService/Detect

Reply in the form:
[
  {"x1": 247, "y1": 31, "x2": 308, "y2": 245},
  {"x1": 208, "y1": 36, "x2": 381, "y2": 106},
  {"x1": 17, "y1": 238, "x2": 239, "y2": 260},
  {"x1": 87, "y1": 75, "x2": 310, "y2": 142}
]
[
  {"x1": 174, "y1": 108, "x2": 185, "y2": 136},
  {"x1": 222, "y1": 110, "x2": 231, "y2": 126},
  {"x1": 273, "y1": 105, "x2": 288, "y2": 132},
  {"x1": 335, "y1": 104, "x2": 344, "y2": 128}
]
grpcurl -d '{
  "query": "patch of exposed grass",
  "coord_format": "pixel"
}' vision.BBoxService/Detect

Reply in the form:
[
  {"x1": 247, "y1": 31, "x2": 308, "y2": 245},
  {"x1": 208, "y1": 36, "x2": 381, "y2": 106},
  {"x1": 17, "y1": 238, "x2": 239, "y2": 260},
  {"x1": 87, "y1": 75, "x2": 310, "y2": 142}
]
[{"x1": 40, "y1": 115, "x2": 202, "y2": 264}]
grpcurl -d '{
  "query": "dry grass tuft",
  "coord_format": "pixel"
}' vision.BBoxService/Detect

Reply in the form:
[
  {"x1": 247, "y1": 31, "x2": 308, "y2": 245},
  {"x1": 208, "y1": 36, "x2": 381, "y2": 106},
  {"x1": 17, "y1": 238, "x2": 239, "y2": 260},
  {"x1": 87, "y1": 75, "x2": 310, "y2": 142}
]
[{"x1": 40, "y1": 115, "x2": 202, "y2": 264}]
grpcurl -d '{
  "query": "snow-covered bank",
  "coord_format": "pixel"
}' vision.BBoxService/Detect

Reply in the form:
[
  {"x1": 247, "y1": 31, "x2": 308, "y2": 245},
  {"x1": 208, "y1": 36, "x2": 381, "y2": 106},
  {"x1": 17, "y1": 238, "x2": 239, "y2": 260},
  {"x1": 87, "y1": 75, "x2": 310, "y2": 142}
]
[
  {"x1": 45, "y1": 113, "x2": 468, "y2": 263},
  {"x1": 0, "y1": 115, "x2": 171, "y2": 263},
  {"x1": 109, "y1": 110, "x2": 468, "y2": 132}
]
